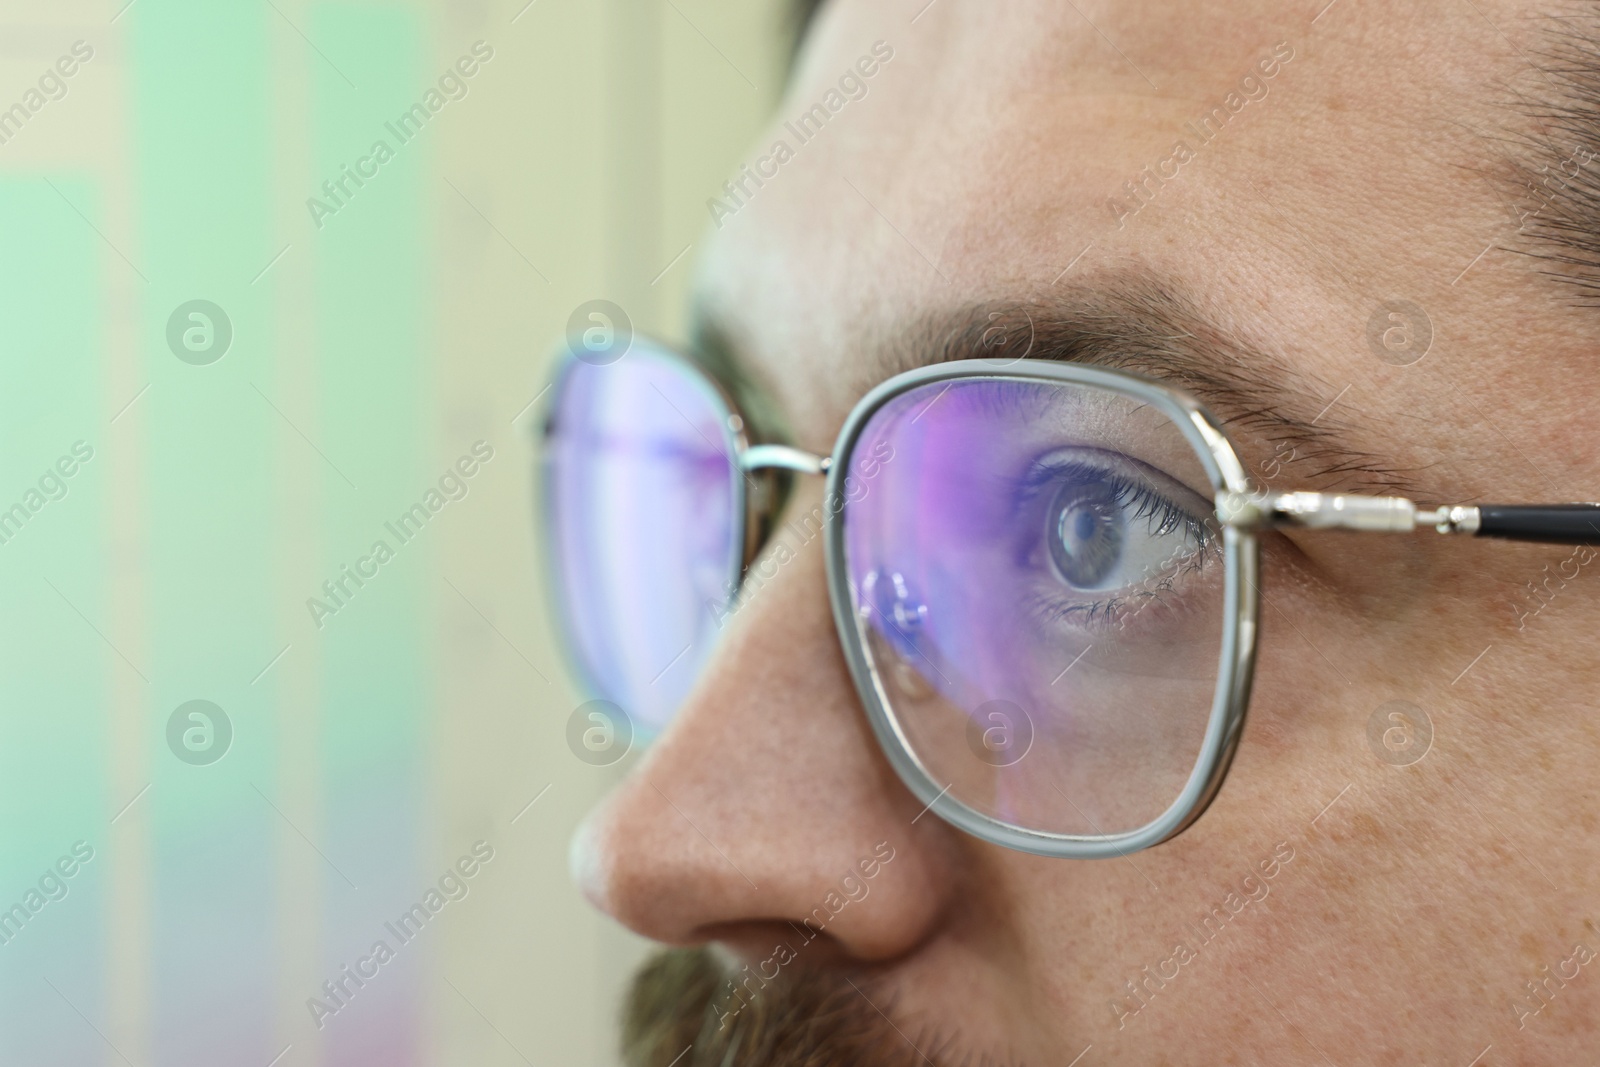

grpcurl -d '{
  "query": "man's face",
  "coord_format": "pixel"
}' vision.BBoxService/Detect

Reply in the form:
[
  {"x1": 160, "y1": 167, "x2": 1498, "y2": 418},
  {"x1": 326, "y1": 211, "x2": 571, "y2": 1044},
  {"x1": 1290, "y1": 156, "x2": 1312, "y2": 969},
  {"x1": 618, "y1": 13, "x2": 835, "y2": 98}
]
[{"x1": 573, "y1": 1, "x2": 1600, "y2": 1062}]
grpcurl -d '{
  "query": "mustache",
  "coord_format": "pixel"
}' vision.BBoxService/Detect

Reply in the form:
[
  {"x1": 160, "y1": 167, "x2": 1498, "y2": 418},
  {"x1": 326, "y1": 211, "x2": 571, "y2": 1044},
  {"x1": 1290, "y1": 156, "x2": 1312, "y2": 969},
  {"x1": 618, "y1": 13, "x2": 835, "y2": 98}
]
[{"x1": 622, "y1": 946, "x2": 966, "y2": 1067}]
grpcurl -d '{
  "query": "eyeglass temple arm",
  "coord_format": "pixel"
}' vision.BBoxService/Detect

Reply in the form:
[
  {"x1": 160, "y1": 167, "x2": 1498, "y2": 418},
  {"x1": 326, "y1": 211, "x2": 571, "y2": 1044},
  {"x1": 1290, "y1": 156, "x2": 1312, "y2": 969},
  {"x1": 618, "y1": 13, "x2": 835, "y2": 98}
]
[{"x1": 1218, "y1": 492, "x2": 1600, "y2": 545}]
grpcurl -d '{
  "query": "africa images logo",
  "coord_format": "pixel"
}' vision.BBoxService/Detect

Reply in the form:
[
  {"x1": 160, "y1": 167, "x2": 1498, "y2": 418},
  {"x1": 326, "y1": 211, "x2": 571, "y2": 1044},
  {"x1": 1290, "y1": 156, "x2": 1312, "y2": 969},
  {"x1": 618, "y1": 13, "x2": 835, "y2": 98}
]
[
  {"x1": 0, "y1": 842, "x2": 95, "y2": 949},
  {"x1": 305, "y1": 42, "x2": 494, "y2": 230},
  {"x1": 705, "y1": 40, "x2": 894, "y2": 228},
  {"x1": 713, "y1": 841, "x2": 896, "y2": 1032},
  {"x1": 0, "y1": 440, "x2": 93, "y2": 548},
  {"x1": 1105, "y1": 41, "x2": 1294, "y2": 229},
  {"x1": 0, "y1": 40, "x2": 94, "y2": 149},
  {"x1": 307, "y1": 841, "x2": 495, "y2": 1029},
  {"x1": 306, "y1": 441, "x2": 494, "y2": 628}
]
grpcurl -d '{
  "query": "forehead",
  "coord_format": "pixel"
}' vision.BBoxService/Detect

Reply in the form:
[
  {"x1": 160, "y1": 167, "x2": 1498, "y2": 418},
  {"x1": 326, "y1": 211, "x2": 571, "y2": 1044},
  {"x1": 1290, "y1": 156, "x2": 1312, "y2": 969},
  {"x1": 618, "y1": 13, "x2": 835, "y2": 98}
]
[{"x1": 693, "y1": 0, "x2": 1581, "y2": 445}]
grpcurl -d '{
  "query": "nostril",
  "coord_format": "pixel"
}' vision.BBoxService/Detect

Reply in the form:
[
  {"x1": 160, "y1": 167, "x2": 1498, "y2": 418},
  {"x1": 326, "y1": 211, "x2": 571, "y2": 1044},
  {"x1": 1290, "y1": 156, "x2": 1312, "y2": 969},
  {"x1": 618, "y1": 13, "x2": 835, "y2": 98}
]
[{"x1": 860, "y1": 566, "x2": 931, "y2": 636}]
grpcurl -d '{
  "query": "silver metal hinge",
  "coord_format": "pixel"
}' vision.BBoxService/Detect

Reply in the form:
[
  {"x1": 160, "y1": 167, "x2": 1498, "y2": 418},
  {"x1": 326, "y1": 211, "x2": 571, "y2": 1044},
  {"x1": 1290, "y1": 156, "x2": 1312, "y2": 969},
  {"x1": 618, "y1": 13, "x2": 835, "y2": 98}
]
[{"x1": 1216, "y1": 491, "x2": 1481, "y2": 535}]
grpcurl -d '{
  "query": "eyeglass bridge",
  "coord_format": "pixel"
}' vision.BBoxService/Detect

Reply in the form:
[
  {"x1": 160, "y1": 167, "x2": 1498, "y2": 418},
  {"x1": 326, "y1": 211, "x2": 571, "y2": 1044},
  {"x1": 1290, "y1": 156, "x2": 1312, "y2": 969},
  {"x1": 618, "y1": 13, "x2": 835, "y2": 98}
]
[{"x1": 739, "y1": 444, "x2": 831, "y2": 475}]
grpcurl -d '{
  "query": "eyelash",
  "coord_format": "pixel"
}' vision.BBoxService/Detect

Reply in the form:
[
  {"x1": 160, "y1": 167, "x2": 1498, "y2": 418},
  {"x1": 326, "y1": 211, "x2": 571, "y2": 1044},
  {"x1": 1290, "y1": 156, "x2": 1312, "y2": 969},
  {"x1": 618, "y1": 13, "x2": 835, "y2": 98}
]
[{"x1": 1013, "y1": 456, "x2": 1217, "y2": 631}]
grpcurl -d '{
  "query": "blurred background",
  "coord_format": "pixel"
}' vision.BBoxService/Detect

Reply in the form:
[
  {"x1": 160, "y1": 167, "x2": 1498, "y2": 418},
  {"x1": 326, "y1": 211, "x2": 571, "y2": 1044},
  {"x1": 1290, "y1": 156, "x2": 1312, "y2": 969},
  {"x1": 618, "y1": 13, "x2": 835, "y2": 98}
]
[{"x1": 0, "y1": 1, "x2": 788, "y2": 1063}]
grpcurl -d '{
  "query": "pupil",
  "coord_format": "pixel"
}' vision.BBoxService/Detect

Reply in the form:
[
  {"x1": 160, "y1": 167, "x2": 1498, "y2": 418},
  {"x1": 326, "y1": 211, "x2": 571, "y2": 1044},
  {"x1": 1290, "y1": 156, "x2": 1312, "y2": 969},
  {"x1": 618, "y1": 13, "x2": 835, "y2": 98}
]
[{"x1": 1073, "y1": 510, "x2": 1097, "y2": 543}]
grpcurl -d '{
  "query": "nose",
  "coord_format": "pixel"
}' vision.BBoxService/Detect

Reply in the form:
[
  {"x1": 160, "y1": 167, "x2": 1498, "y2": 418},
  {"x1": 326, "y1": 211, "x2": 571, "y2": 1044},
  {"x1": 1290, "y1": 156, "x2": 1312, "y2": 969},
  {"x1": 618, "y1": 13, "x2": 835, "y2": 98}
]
[{"x1": 570, "y1": 494, "x2": 956, "y2": 962}]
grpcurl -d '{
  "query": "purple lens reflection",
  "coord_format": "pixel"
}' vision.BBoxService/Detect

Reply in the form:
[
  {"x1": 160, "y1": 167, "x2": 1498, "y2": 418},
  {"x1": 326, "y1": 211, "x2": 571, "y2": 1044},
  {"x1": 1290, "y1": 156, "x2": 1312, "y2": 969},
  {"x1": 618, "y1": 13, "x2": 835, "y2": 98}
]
[
  {"x1": 842, "y1": 377, "x2": 1226, "y2": 838},
  {"x1": 543, "y1": 344, "x2": 741, "y2": 732}
]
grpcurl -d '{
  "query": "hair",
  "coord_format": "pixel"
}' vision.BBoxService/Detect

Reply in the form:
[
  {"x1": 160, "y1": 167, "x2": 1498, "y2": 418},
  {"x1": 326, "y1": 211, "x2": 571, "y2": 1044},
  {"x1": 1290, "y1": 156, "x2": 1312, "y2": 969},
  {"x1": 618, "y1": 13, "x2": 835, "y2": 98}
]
[{"x1": 621, "y1": 946, "x2": 942, "y2": 1066}]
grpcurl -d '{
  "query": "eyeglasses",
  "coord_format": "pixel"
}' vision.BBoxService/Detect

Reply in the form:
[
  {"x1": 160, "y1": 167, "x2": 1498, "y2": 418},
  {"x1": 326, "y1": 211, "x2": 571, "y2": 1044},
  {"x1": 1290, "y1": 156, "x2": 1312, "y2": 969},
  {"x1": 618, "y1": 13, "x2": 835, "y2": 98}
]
[{"x1": 539, "y1": 337, "x2": 1600, "y2": 858}]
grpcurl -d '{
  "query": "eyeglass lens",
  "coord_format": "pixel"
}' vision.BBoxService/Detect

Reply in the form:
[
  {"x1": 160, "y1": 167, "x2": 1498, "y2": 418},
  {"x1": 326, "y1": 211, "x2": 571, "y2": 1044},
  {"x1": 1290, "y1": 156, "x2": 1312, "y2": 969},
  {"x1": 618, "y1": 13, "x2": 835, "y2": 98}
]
[
  {"x1": 543, "y1": 345, "x2": 743, "y2": 732},
  {"x1": 840, "y1": 376, "x2": 1227, "y2": 838}
]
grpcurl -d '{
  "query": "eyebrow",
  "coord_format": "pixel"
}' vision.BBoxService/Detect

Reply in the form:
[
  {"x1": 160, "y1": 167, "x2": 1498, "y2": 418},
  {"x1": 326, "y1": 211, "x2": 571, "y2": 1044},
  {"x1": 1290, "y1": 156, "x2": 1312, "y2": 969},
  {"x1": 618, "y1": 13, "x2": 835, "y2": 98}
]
[
  {"x1": 1493, "y1": 11, "x2": 1600, "y2": 307},
  {"x1": 692, "y1": 275, "x2": 1427, "y2": 498}
]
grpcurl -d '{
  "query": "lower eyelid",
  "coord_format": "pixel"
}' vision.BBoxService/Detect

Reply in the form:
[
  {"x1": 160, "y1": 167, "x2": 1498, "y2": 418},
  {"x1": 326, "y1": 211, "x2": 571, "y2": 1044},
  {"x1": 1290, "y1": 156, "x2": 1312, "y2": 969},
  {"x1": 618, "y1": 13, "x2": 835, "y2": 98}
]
[{"x1": 1023, "y1": 543, "x2": 1219, "y2": 632}]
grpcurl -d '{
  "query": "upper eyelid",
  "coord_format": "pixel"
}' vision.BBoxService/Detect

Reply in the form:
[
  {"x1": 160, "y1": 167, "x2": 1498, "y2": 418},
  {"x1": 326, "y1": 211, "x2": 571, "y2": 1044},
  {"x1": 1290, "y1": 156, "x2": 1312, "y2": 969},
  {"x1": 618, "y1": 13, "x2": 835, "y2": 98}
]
[
  {"x1": 1018, "y1": 446, "x2": 1214, "y2": 516},
  {"x1": 1017, "y1": 453, "x2": 1220, "y2": 559}
]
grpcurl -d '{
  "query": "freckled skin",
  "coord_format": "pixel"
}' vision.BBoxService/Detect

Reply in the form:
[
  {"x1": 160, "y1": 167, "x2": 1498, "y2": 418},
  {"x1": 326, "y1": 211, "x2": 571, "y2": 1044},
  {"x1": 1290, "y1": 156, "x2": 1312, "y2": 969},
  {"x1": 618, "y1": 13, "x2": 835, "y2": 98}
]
[{"x1": 572, "y1": 1, "x2": 1600, "y2": 1063}]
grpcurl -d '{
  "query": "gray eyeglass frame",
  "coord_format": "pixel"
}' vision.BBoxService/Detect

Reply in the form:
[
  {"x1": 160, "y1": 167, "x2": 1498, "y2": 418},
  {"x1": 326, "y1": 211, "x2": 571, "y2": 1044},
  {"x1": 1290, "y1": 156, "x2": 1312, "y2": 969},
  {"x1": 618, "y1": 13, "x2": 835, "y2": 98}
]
[
  {"x1": 815, "y1": 360, "x2": 1259, "y2": 859},
  {"x1": 542, "y1": 347, "x2": 1600, "y2": 859}
]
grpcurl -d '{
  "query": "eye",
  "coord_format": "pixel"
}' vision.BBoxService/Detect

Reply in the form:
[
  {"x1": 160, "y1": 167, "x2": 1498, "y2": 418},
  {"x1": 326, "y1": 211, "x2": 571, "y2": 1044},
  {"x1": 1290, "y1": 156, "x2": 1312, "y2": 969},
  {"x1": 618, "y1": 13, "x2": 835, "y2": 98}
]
[
  {"x1": 1047, "y1": 477, "x2": 1125, "y2": 589},
  {"x1": 1026, "y1": 456, "x2": 1213, "y2": 598}
]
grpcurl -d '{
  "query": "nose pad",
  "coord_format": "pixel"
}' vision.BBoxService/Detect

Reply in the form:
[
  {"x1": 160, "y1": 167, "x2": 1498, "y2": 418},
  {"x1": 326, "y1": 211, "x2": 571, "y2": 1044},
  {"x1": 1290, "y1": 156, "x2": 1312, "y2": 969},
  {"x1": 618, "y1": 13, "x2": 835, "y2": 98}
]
[
  {"x1": 859, "y1": 567, "x2": 929, "y2": 633},
  {"x1": 857, "y1": 567, "x2": 938, "y2": 702}
]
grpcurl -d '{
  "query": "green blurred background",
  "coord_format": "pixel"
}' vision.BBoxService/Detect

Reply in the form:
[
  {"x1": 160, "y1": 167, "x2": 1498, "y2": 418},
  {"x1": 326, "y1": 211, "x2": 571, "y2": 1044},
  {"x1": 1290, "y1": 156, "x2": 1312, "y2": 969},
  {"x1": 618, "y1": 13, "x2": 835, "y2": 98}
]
[{"x1": 0, "y1": 1, "x2": 787, "y2": 1063}]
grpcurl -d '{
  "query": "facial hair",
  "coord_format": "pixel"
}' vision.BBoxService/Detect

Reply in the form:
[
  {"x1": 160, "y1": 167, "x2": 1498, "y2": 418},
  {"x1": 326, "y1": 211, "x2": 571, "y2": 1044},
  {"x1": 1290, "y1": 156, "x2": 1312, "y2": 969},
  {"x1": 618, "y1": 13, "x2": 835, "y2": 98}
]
[{"x1": 620, "y1": 945, "x2": 955, "y2": 1067}]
